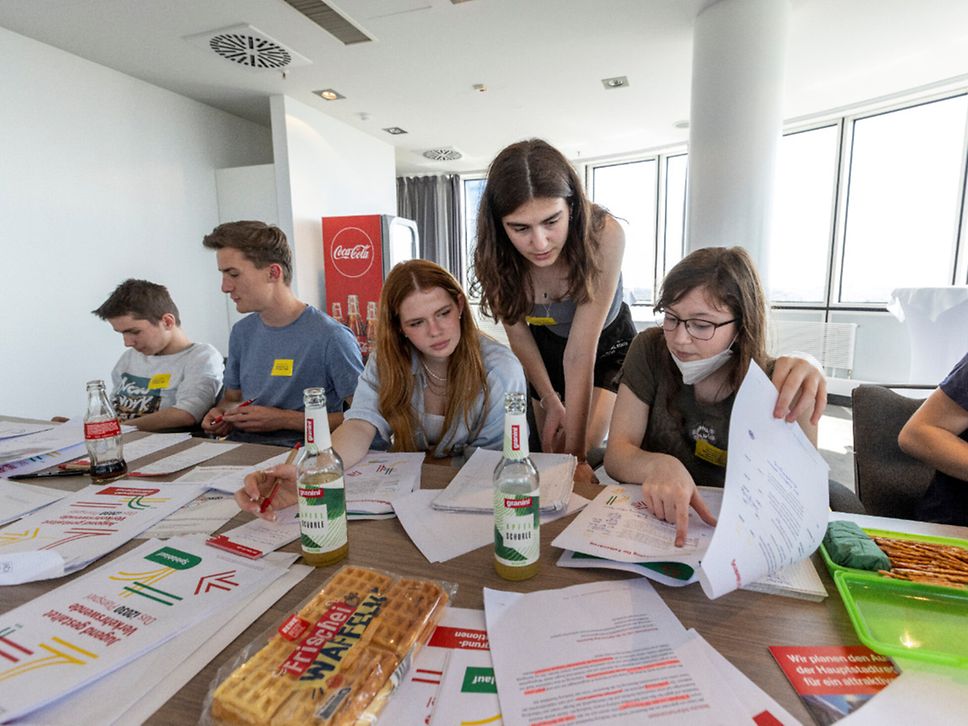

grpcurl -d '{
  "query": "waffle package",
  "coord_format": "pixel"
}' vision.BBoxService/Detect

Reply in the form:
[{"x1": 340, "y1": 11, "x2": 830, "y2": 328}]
[{"x1": 207, "y1": 565, "x2": 452, "y2": 725}]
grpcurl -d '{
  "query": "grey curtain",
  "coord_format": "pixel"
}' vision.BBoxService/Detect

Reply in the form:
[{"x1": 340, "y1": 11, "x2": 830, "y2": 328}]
[{"x1": 396, "y1": 174, "x2": 461, "y2": 278}]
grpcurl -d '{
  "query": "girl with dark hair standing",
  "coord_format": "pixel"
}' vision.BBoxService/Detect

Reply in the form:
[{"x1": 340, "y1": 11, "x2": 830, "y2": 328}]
[
  {"x1": 474, "y1": 139, "x2": 636, "y2": 484},
  {"x1": 604, "y1": 247, "x2": 829, "y2": 546}
]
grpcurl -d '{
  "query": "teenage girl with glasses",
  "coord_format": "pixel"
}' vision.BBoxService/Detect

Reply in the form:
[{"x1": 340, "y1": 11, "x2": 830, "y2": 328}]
[{"x1": 604, "y1": 246, "x2": 828, "y2": 546}]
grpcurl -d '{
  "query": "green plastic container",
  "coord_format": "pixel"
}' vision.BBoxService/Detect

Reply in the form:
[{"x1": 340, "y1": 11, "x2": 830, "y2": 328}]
[{"x1": 820, "y1": 527, "x2": 968, "y2": 668}]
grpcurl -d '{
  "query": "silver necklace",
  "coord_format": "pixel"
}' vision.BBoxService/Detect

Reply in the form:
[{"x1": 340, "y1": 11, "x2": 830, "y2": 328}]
[{"x1": 421, "y1": 360, "x2": 448, "y2": 383}]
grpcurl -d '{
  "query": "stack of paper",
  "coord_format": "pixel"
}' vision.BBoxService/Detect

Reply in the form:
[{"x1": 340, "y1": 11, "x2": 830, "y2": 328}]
[
  {"x1": 0, "y1": 479, "x2": 67, "y2": 525},
  {"x1": 0, "y1": 482, "x2": 206, "y2": 582},
  {"x1": 345, "y1": 451, "x2": 423, "y2": 515},
  {"x1": 0, "y1": 535, "x2": 293, "y2": 722},
  {"x1": 432, "y1": 448, "x2": 575, "y2": 513},
  {"x1": 0, "y1": 421, "x2": 87, "y2": 478},
  {"x1": 483, "y1": 579, "x2": 799, "y2": 725}
]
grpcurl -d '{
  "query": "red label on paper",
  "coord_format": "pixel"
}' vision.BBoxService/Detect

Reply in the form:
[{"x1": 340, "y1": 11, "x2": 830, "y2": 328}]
[
  {"x1": 505, "y1": 496, "x2": 533, "y2": 509},
  {"x1": 329, "y1": 227, "x2": 376, "y2": 279},
  {"x1": 205, "y1": 534, "x2": 262, "y2": 559},
  {"x1": 427, "y1": 625, "x2": 490, "y2": 650},
  {"x1": 279, "y1": 601, "x2": 358, "y2": 677},
  {"x1": 278, "y1": 614, "x2": 312, "y2": 642},
  {"x1": 97, "y1": 487, "x2": 159, "y2": 497},
  {"x1": 84, "y1": 420, "x2": 121, "y2": 439}
]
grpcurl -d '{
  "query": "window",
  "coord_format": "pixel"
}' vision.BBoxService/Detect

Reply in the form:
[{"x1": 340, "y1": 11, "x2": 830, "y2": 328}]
[
  {"x1": 661, "y1": 154, "x2": 688, "y2": 279},
  {"x1": 590, "y1": 159, "x2": 658, "y2": 304},
  {"x1": 839, "y1": 95, "x2": 968, "y2": 303},
  {"x1": 769, "y1": 125, "x2": 839, "y2": 303},
  {"x1": 461, "y1": 177, "x2": 486, "y2": 288}
]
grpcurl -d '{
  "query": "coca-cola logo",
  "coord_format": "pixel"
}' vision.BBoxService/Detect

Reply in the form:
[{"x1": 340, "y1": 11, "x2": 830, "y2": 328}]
[{"x1": 330, "y1": 227, "x2": 375, "y2": 279}]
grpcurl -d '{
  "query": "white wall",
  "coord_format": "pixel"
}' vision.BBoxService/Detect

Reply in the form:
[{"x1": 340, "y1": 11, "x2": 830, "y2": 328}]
[
  {"x1": 269, "y1": 95, "x2": 396, "y2": 308},
  {"x1": 0, "y1": 27, "x2": 272, "y2": 419}
]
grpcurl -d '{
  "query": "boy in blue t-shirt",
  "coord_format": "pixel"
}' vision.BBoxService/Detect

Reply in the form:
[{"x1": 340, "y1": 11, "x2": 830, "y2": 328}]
[{"x1": 201, "y1": 221, "x2": 363, "y2": 447}]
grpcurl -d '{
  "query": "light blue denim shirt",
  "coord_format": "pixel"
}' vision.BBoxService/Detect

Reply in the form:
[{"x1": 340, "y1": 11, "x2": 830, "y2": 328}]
[{"x1": 344, "y1": 335, "x2": 525, "y2": 457}]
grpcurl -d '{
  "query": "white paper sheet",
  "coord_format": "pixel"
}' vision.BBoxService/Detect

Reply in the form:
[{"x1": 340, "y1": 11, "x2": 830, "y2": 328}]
[
  {"x1": 0, "y1": 482, "x2": 206, "y2": 580},
  {"x1": 206, "y1": 505, "x2": 300, "y2": 558},
  {"x1": 0, "y1": 479, "x2": 67, "y2": 525},
  {"x1": 837, "y1": 665, "x2": 968, "y2": 724},
  {"x1": 129, "y1": 442, "x2": 240, "y2": 476},
  {"x1": 141, "y1": 491, "x2": 239, "y2": 538},
  {"x1": 430, "y1": 635, "x2": 502, "y2": 726},
  {"x1": 344, "y1": 451, "x2": 423, "y2": 514},
  {"x1": 393, "y1": 490, "x2": 588, "y2": 563},
  {"x1": 0, "y1": 422, "x2": 54, "y2": 440},
  {"x1": 0, "y1": 550, "x2": 66, "y2": 584},
  {"x1": 0, "y1": 421, "x2": 84, "y2": 465},
  {"x1": 677, "y1": 630, "x2": 801, "y2": 725},
  {"x1": 698, "y1": 363, "x2": 830, "y2": 598},
  {"x1": 432, "y1": 448, "x2": 576, "y2": 512},
  {"x1": 17, "y1": 555, "x2": 309, "y2": 726},
  {"x1": 484, "y1": 580, "x2": 749, "y2": 725},
  {"x1": 172, "y1": 465, "x2": 253, "y2": 494},
  {"x1": 552, "y1": 484, "x2": 718, "y2": 565},
  {"x1": 0, "y1": 535, "x2": 291, "y2": 722},
  {"x1": 118, "y1": 432, "x2": 193, "y2": 462},
  {"x1": 379, "y1": 607, "x2": 496, "y2": 726}
]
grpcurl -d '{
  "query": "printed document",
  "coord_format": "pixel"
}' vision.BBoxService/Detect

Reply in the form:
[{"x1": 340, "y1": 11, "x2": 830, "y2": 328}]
[
  {"x1": 344, "y1": 451, "x2": 423, "y2": 515},
  {"x1": 0, "y1": 479, "x2": 66, "y2": 525}
]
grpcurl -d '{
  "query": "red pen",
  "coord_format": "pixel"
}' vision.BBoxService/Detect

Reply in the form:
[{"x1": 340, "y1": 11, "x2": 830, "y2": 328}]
[
  {"x1": 213, "y1": 398, "x2": 256, "y2": 425},
  {"x1": 259, "y1": 443, "x2": 302, "y2": 513}
]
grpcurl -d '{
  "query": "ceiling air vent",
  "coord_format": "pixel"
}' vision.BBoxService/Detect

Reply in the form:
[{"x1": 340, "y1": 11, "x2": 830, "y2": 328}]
[
  {"x1": 282, "y1": 0, "x2": 374, "y2": 45},
  {"x1": 423, "y1": 148, "x2": 463, "y2": 162},
  {"x1": 185, "y1": 24, "x2": 311, "y2": 70}
]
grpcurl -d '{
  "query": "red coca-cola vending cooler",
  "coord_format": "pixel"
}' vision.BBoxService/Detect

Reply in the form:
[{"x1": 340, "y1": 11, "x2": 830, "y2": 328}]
[{"x1": 322, "y1": 215, "x2": 419, "y2": 361}]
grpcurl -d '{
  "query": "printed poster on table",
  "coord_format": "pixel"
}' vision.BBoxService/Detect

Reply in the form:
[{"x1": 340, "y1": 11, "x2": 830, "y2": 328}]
[
  {"x1": 0, "y1": 483, "x2": 205, "y2": 582},
  {"x1": 0, "y1": 535, "x2": 290, "y2": 722}
]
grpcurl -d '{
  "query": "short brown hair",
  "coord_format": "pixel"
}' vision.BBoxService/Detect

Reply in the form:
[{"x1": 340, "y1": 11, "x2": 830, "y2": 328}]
[
  {"x1": 202, "y1": 221, "x2": 293, "y2": 284},
  {"x1": 93, "y1": 279, "x2": 180, "y2": 325}
]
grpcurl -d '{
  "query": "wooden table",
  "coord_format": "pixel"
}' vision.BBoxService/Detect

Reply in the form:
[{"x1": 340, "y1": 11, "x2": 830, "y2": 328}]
[{"x1": 2, "y1": 435, "x2": 859, "y2": 724}]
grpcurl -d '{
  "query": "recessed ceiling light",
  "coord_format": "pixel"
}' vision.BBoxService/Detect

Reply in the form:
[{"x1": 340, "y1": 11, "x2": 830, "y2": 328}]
[
  {"x1": 383, "y1": 127, "x2": 408, "y2": 135},
  {"x1": 601, "y1": 76, "x2": 629, "y2": 90},
  {"x1": 473, "y1": 83, "x2": 487, "y2": 93},
  {"x1": 674, "y1": 119, "x2": 690, "y2": 129},
  {"x1": 423, "y1": 147, "x2": 463, "y2": 161},
  {"x1": 314, "y1": 88, "x2": 345, "y2": 101}
]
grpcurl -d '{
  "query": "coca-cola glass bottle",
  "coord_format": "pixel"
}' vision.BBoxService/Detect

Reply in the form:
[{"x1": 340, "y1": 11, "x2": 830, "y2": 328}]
[
  {"x1": 365, "y1": 301, "x2": 378, "y2": 353},
  {"x1": 331, "y1": 301, "x2": 346, "y2": 326},
  {"x1": 346, "y1": 294, "x2": 367, "y2": 356},
  {"x1": 84, "y1": 380, "x2": 128, "y2": 483}
]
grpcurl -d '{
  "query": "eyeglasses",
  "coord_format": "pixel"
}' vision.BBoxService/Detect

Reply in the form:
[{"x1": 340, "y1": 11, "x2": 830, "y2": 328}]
[{"x1": 658, "y1": 311, "x2": 736, "y2": 341}]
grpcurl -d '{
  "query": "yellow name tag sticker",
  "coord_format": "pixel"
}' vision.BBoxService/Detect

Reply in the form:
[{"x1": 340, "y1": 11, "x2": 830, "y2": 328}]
[
  {"x1": 271, "y1": 359, "x2": 294, "y2": 377},
  {"x1": 148, "y1": 373, "x2": 171, "y2": 390},
  {"x1": 695, "y1": 438, "x2": 727, "y2": 467},
  {"x1": 525, "y1": 316, "x2": 557, "y2": 326}
]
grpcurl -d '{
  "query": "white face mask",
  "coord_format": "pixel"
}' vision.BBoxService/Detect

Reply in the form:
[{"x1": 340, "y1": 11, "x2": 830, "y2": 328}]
[{"x1": 671, "y1": 345, "x2": 735, "y2": 385}]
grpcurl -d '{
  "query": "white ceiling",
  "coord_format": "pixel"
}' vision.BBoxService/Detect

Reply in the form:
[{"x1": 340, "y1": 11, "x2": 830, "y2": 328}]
[{"x1": 2, "y1": 0, "x2": 967, "y2": 175}]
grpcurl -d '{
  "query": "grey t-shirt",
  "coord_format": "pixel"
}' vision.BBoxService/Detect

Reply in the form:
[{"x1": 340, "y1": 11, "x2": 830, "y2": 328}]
[
  {"x1": 619, "y1": 328, "x2": 774, "y2": 487},
  {"x1": 110, "y1": 343, "x2": 223, "y2": 423}
]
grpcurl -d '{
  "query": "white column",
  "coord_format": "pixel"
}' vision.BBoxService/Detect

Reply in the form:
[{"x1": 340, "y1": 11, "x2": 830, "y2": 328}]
[{"x1": 686, "y1": 0, "x2": 791, "y2": 283}]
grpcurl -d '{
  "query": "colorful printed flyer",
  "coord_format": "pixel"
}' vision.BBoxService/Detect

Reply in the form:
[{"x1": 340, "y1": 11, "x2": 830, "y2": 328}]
[
  {"x1": 770, "y1": 645, "x2": 899, "y2": 724},
  {"x1": 0, "y1": 535, "x2": 290, "y2": 721},
  {"x1": 0, "y1": 483, "x2": 206, "y2": 581}
]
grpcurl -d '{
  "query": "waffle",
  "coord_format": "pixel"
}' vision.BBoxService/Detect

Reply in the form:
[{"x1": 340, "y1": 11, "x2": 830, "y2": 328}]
[{"x1": 211, "y1": 566, "x2": 447, "y2": 725}]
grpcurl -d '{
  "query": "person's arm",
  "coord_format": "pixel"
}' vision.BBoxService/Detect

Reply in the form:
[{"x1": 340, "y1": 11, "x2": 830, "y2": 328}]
[
  {"x1": 125, "y1": 407, "x2": 197, "y2": 432},
  {"x1": 221, "y1": 404, "x2": 304, "y2": 432},
  {"x1": 202, "y1": 388, "x2": 241, "y2": 436},
  {"x1": 899, "y1": 388, "x2": 968, "y2": 481},
  {"x1": 332, "y1": 418, "x2": 378, "y2": 471},
  {"x1": 560, "y1": 215, "x2": 625, "y2": 478},
  {"x1": 603, "y1": 383, "x2": 717, "y2": 547}
]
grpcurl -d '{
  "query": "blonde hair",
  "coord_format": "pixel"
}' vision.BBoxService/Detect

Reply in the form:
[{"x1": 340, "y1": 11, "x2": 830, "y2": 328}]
[{"x1": 377, "y1": 260, "x2": 488, "y2": 453}]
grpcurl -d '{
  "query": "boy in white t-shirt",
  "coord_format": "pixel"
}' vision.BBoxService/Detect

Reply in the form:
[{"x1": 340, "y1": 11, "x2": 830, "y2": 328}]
[{"x1": 92, "y1": 279, "x2": 223, "y2": 431}]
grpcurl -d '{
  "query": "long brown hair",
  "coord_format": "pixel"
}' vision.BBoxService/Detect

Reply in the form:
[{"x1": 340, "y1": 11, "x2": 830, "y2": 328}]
[
  {"x1": 654, "y1": 246, "x2": 769, "y2": 398},
  {"x1": 472, "y1": 139, "x2": 606, "y2": 324},
  {"x1": 376, "y1": 260, "x2": 488, "y2": 453}
]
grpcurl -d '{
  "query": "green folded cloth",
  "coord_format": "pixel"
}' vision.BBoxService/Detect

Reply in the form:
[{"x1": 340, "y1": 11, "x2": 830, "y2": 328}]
[{"x1": 823, "y1": 521, "x2": 891, "y2": 571}]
